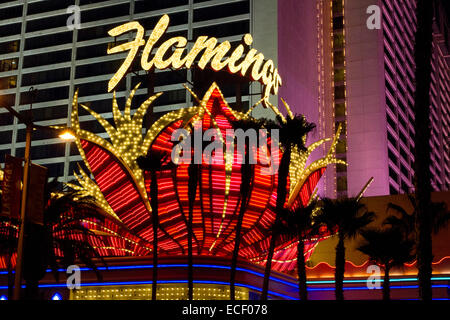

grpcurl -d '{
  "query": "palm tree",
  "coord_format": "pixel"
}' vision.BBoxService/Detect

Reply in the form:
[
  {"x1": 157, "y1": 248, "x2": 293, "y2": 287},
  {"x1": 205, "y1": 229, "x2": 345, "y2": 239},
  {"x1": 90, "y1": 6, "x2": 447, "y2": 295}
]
[
  {"x1": 289, "y1": 201, "x2": 320, "y2": 300},
  {"x1": 412, "y1": 0, "x2": 435, "y2": 301},
  {"x1": 24, "y1": 186, "x2": 108, "y2": 299},
  {"x1": 187, "y1": 160, "x2": 199, "y2": 300},
  {"x1": 314, "y1": 197, "x2": 375, "y2": 300},
  {"x1": 229, "y1": 118, "x2": 264, "y2": 300},
  {"x1": 0, "y1": 214, "x2": 18, "y2": 299},
  {"x1": 137, "y1": 150, "x2": 172, "y2": 300},
  {"x1": 385, "y1": 198, "x2": 450, "y2": 239},
  {"x1": 358, "y1": 228, "x2": 415, "y2": 300},
  {"x1": 261, "y1": 115, "x2": 316, "y2": 300}
]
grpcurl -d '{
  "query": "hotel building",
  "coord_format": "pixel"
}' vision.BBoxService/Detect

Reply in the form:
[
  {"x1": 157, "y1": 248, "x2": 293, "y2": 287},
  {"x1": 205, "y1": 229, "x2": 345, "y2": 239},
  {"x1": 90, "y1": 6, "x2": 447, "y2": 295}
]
[
  {"x1": 1, "y1": 0, "x2": 449, "y2": 195},
  {"x1": 295, "y1": 0, "x2": 450, "y2": 198},
  {"x1": 0, "y1": 0, "x2": 279, "y2": 182},
  {"x1": 0, "y1": 0, "x2": 450, "y2": 301}
]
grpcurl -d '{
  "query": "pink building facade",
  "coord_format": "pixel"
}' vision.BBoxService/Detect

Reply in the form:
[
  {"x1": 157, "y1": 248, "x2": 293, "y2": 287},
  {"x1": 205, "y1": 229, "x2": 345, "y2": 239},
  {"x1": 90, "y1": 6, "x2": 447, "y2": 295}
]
[{"x1": 276, "y1": 0, "x2": 450, "y2": 198}]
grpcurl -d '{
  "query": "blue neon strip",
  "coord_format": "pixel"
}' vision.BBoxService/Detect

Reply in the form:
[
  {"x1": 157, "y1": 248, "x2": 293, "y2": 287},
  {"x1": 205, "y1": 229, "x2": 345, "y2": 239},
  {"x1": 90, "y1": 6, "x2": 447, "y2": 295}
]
[
  {"x1": 0, "y1": 281, "x2": 448, "y2": 299},
  {"x1": 307, "y1": 284, "x2": 449, "y2": 292},
  {"x1": 2, "y1": 263, "x2": 450, "y2": 285}
]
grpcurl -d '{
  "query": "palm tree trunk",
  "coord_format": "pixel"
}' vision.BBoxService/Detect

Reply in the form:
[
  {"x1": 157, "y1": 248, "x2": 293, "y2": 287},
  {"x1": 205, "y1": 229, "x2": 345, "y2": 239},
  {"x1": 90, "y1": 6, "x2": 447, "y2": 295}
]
[
  {"x1": 230, "y1": 144, "x2": 253, "y2": 300},
  {"x1": 25, "y1": 280, "x2": 39, "y2": 300},
  {"x1": 382, "y1": 264, "x2": 391, "y2": 301},
  {"x1": 261, "y1": 233, "x2": 276, "y2": 300},
  {"x1": 7, "y1": 229, "x2": 14, "y2": 299},
  {"x1": 230, "y1": 192, "x2": 247, "y2": 300},
  {"x1": 297, "y1": 236, "x2": 308, "y2": 300},
  {"x1": 261, "y1": 148, "x2": 291, "y2": 300},
  {"x1": 188, "y1": 163, "x2": 199, "y2": 300},
  {"x1": 335, "y1": 233, "x2": 345, "y2": 301},
  {"x1": 150, "y1": 170, "x2": 158, "y2": 300},
  {"x1": 413, "y1": 0, "x2": 434, "y2": 301}
]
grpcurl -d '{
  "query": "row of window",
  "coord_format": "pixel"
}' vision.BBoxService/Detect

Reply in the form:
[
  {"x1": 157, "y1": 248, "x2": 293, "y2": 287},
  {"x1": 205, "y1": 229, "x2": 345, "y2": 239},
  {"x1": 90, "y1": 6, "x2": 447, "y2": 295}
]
[{"x1": 1, "y1": 0, "x2": 252, "y2": 182}]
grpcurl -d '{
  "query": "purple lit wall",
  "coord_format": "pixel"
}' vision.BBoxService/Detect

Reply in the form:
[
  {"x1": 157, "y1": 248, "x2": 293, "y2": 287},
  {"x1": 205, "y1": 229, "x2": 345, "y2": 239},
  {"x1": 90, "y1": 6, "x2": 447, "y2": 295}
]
[
  {"x1": 277, "y1": 0, "x2": 320, "y2": 143},
  {"x1": 344, "y1": 0, "x2": 390, "y2": 197}
]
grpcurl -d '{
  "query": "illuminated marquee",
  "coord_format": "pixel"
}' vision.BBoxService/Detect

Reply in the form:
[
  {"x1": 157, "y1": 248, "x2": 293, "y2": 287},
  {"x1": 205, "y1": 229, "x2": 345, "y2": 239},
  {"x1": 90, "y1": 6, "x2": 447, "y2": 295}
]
[
  {"x1": 64, "y1": 80, "x2": 345, "y2": 272},
  {"x1": 0, "y1": 14, "x2": 345, "y2": 273},
  {"x1": 107, "y1": 15, "x2": 282, "y2": 105}
]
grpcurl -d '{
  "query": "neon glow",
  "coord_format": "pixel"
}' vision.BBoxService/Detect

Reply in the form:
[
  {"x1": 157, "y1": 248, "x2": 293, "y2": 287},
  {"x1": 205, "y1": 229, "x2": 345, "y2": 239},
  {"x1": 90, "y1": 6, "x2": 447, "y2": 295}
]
[
  {"x1": 64, "y1": 81, "x2": 345, "y2": 272},
  {"x1": 51, "y1": 293, "x2": 62, "y2": 300}
]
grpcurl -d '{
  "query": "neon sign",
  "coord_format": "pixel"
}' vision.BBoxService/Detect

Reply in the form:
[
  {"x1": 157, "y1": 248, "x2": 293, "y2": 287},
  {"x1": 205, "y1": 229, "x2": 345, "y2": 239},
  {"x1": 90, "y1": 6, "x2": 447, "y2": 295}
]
[{"x1": 107, "y1": 14, "x2": 282, "y2": 105}]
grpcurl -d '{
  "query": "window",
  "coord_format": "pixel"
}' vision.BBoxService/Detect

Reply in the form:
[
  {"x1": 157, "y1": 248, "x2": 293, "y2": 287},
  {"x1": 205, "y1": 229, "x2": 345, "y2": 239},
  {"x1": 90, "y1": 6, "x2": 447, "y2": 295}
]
[
  {"x1": 194, "y1": 1, "x2": 249, "y2": 23},
  {"x1": 81, "y1": 97, "x2": 125, "y2": 116},
  {"x1": 32, "y1": 106, "x2": 68, "y2": 123},
  {"x1": 153, "y1": 89, "x2": 186, "y2": 106},
  {"x1": 336, "y1": 121, "x2": 346, "y2": 135},
  {"x1": 20, "y1": 86, "x2": 69, "y2": 105},
  {"x1": 336, "y1": 163, "x2": 347, "y2": 173},
  {"x1": 0, "y1": 131, "x2": 12, "y2": 145},
  {"x1": 390, "y1": 184, "x2": 398, "y2": 195},
  {"x1": 134, "y1": 0, "x2": 188, "y2": 13},
  {"x1": 335, "y1": 103, "x2": 346, "y2": 117},
  {"x1": 388, "y1": 148, "x2": 397, "y2": 163},
  {"x1": 131, "y1": 70, "x2": 187, "y2": 88},
  {"x1": 337, "y1": 176, "x2": 347, "y2": 192},
  {"x1": 26, "y1": 15, "x2": 68, "y2": 33},
  {"x1": 333, "y1": 17, "x2": 344, "y2": 30},
  {"x1": 45, "y1": 163, "x2": 65, "y2": 178},
  {"x1": 0, "y1": 5, "x2": 22, "y2": 19},
  {"x1": 0, "y1": 112, "x2": 13, "y2": 126},
  {"x1": 332, "y1": 0, "x2": 344, "y2": 13},
  {"x1": 333, "y1": 51, "x2": 345, "y2": 65},
  {"x1": 387, "y1": 131, "x2": 397, "y2": 147},
  {"x1": 389, "y1": 167, "x2": 399, "y2": 182},
  {"x1": 400, "y1": 164, "x2": 410, "y2": 178},
  {"x1": 0, "y1": 94, "x2": 15, "y2": 107},
  {"x1": 16, "y1": 144, "x2": 66, "y2": 160},
  {"x1": 16, "y1": 128, "x2": 58, "y2": 143},
  {"x1": 193, "y1": 20, "x2": 249, "y2": 39},
  {"x1": 0, "y1": 23, "x2": 21, "y2": 37},
  {"x1": 25, "y1": 32, "x2": 72, "y2": 50},
  {"x1": 0, "y1": 76, "x2": 17, "y2": 90},
  {"x1": 0, "y1": 41, "x2": 19, "y2": 55},
  {"x1": 334, "y1": 69, "x2": 345, "y2": 82},
  {"x1": 336, "y1": 139, "x2": 347, "y2": 154},
  {"x1": 82, "y1": 4, "x2": 130, "y2": 23},
  {"x1": 334, "y1": 85, "x2": 346, "y2": 100},
  {"x1": 386, "y1": 112, "x2": 396, "y2": 129},
  {"x1": 75, "y1": 60, "x2": 124, "y2": 79},
  {"x1": 23, "y1": 50, "x2": 71, "y2": 68},
  {"x1": 0, "y1": 58, "x2": 18, "y2": 72},
  {"x1": 28, "y1": 0, "x2": 73, "y2": 15},
  {"x1": 77, "y1": 81, "x2": 111, "y2": 97},
  {"x1": 333, "y1": 34, "x2": 345, "y2": 49},
  {"x1": 22, "y1": 68, "x2": 70, "y2": 86}
]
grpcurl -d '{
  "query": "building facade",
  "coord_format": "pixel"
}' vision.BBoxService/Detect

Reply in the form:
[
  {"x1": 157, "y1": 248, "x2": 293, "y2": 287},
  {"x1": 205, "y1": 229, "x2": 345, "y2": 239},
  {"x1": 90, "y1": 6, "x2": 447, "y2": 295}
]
[
  {"x1": 1, "y1": 1, "x2": 449, "y2": 196},
  {"x1": 312, "y1": 0, "x2": 450, "y2": 198},
  {"x1": 0, "y1": 0, "x2": 278, "y2": 182}
]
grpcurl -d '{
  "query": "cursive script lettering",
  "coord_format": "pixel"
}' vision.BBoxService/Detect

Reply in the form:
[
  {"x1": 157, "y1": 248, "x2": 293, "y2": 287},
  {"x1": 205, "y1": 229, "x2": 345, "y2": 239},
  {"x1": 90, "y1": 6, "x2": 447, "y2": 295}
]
[{"x1": 107, "y1": 15, "x2": 282, "y2": 105}]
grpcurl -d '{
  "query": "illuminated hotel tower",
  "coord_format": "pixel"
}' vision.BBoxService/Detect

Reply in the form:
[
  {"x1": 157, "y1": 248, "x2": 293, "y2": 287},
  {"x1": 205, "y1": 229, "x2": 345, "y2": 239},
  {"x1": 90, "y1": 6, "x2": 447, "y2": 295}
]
[{"x1": 279, "y1": 0, "x2": 450, "y2": 198}]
